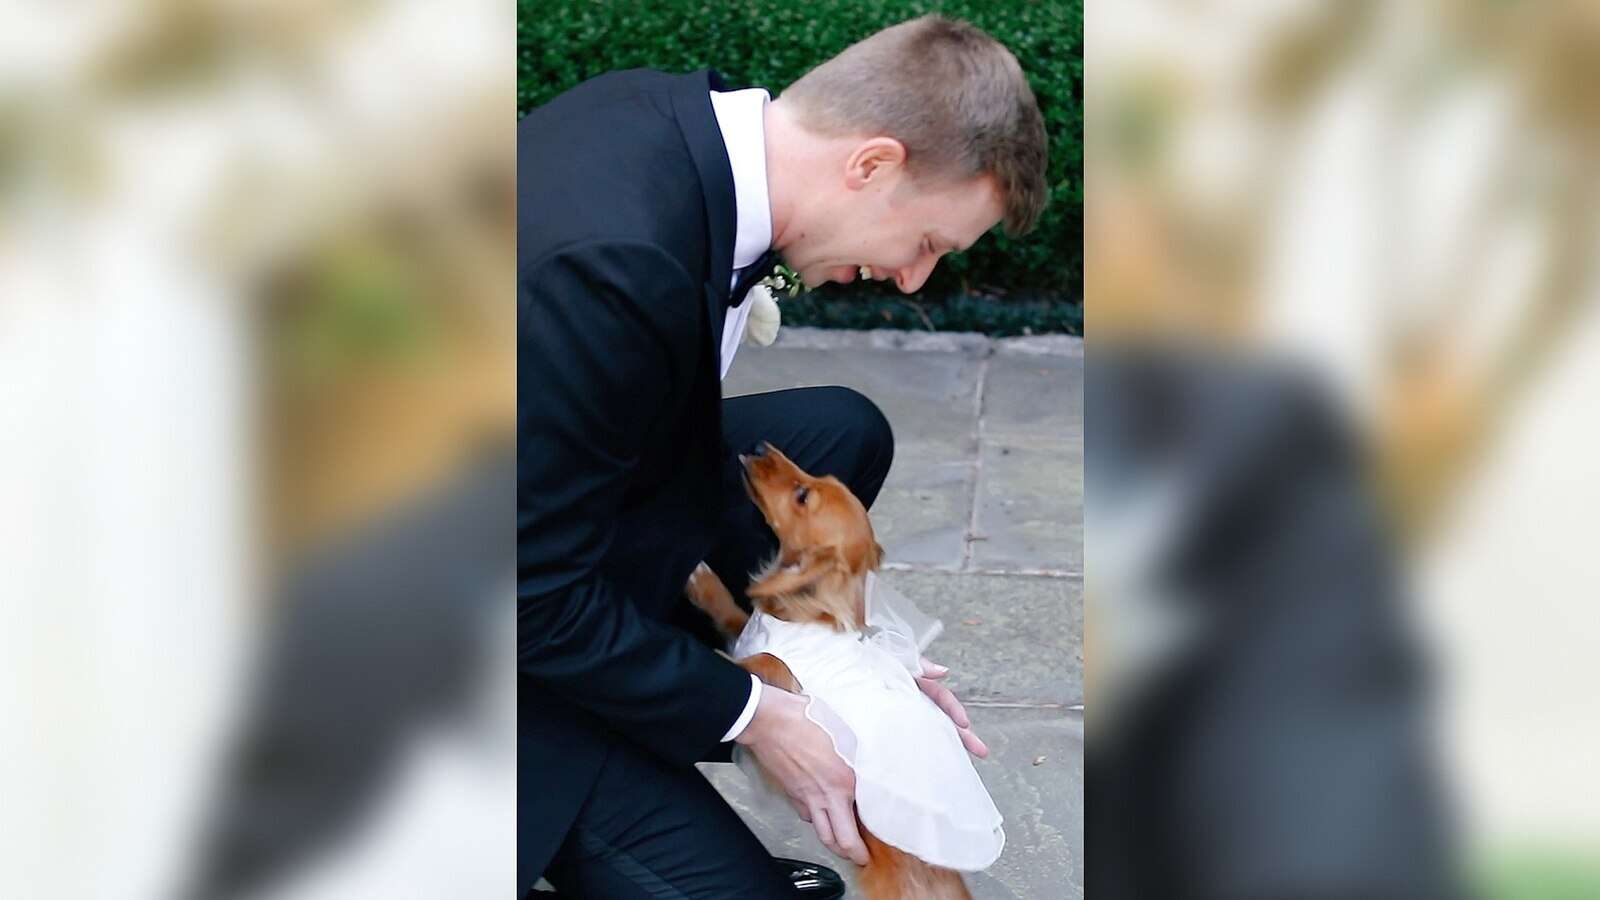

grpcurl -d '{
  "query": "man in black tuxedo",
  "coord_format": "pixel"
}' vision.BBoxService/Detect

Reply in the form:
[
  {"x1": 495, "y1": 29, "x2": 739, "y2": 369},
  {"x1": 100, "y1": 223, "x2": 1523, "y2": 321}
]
[{"x1": 519, "y1": 15, "x2": 1048, "y2": 898}]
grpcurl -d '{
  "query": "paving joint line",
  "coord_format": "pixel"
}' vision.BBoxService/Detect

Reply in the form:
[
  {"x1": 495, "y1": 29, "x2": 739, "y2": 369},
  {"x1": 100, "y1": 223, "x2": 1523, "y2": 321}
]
[
  {"x1": 960, "y1": 352, "x2": 991, "y2": 571},
  {"x1": 765, "y1": 327, "x2": 1082, "y2": 357},
  {"x1": 964, "y1": 701, "x2": 1084, "y2": 711},
  {"x1": 881, "y1": 562, "x2": 1082, "y2": 579}
]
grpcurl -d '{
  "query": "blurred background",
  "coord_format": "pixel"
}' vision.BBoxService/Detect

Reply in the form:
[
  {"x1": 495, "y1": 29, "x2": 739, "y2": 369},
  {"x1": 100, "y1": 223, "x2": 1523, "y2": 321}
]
[
  {"x1": 1088, "y1": 1, "x2": 1600, "y2": 897},
  {"x1": 519, "y1": 0, "x2": 1083, "y2": 336},
  {"x1": 0, "y1": 0, "x2": 514, "y2": 897}
]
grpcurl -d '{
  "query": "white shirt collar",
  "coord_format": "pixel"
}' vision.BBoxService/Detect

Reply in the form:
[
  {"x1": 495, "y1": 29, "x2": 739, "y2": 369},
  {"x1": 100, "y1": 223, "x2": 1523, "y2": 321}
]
[
  {"x1": 708, "y1": 87, "x2": 774, "y2": 272},
  {"x1": 709, "y1": 87, "x2": 774, "y2": 379}
]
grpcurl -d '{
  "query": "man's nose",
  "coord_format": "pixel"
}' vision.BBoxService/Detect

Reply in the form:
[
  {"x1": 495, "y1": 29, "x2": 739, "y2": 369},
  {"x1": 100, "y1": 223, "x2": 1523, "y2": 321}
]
[{"x1": 895, "y1": 258, "x2": 937, "y2": 294}]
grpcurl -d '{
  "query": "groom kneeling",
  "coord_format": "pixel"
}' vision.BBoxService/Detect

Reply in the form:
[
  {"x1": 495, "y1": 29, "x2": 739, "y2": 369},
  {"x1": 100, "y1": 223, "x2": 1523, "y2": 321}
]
[{"x1": 519, "y1": 14, "x2": 1048, "y2": 898}]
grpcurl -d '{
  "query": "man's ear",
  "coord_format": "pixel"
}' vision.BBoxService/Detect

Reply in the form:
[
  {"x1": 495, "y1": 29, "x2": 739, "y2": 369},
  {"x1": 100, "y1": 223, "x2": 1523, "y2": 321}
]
[
  {"x1": 748, "y1": 546, "x2": 843, "y2": 599},
  {"x1": 844, "y1": 137, "x2": 907, "y2": 190}
]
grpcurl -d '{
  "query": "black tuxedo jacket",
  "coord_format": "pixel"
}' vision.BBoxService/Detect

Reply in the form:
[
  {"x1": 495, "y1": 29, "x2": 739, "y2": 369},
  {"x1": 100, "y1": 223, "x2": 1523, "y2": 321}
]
[{"x1": 517, "y1": 68, "x2": 755, "y2": 887}]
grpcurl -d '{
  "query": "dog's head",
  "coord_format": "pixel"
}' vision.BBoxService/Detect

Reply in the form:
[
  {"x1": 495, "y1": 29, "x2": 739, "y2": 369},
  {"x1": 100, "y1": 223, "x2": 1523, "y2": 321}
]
[{"x1": 739, "y1": 442, "x2": 884, "y2": 628}]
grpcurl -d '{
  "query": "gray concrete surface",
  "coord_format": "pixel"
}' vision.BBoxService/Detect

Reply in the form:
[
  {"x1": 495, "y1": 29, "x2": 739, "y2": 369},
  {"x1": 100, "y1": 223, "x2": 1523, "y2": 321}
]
[{"x1": 701, "y1": 328, "x2": 1083, "y2": 899}]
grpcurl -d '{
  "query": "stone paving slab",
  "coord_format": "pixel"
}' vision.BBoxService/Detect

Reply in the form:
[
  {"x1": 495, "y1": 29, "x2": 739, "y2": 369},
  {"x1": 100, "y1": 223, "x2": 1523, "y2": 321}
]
[
  {"x1": 973, "y1": 434, "x2": 1084, "y2": 573},
  {"x1": 868, "y1": 444, "x2": 974, "y2": 569},
  {"x1": 985, "y1": 343, "x2": 1084, "y2": 437},
  {"x1": 878, "y1": 570, "x2": 1082, "y2": 707},
  {"x1": 974, "y1": 345, "x2": 1083, "y2": 573}
]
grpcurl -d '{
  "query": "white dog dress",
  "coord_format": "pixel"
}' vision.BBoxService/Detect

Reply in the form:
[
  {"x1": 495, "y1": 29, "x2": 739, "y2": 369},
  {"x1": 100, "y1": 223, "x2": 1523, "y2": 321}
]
[{"x1": 731, "y1": 573, "x2": 1005, "y2": 871}]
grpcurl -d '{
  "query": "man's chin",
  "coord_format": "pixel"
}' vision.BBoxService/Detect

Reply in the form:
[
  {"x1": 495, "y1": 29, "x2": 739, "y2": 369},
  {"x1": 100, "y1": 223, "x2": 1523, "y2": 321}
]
[{"x1": 809, "y1": 265, "x2": 856, "y2": 287}]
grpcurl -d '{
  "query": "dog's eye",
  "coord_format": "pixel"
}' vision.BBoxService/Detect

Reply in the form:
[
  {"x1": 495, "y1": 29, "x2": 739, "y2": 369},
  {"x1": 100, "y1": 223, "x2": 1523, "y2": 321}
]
[{"x1": 795, "y1": 485, "x2": 809, "y2": 505}]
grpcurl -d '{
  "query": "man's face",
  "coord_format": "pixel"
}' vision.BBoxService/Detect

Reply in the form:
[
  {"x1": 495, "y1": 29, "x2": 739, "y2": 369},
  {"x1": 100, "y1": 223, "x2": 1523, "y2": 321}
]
[{"x1": 785, "y1": 164, "x2": 1004, "y2": 293}]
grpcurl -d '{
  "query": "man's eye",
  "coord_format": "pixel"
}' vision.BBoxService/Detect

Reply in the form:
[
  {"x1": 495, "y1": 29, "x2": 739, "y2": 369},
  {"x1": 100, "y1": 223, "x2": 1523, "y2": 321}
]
[{"x1": 795, "y1": 485, "x2": 809, "y2": 504}]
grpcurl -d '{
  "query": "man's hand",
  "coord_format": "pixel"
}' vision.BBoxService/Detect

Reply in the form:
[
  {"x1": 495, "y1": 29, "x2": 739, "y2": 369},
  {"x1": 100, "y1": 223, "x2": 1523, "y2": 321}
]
[
  {"x1": 916, "y1": 655, "x2": 989, "y2": 758},
  {"x1": 736, "y1": 685, "x2": 871, "y2": 866}
]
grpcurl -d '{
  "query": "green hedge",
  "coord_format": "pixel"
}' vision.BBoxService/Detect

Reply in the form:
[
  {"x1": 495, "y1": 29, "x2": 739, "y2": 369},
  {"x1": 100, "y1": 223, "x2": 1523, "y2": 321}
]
[{"x1": 519, "y1": 0, "x2": 1082, "y2": 334}]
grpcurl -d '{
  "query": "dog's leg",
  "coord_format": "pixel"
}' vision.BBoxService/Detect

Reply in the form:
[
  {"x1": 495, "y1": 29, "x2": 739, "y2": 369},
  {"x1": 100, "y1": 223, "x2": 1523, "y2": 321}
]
[
  {"x1": 735, "y1": 651, "x2": 801, "y2": 693},
  {"x1": 684, "y1": 562, "x2": 750, "y2": 640},
  {"x1": 858, "y1": 826, "x2": 973, "y2": 900}
]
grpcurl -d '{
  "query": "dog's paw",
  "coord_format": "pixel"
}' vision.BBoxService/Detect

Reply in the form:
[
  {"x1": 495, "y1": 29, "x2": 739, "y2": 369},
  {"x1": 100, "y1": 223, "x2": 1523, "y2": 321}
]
[
  {"x1": 685, "y1": 562, "x2": 728, "y2": 602},
  {"x1": 685, "y1": 562, "x2": 749, "y2": 638}
]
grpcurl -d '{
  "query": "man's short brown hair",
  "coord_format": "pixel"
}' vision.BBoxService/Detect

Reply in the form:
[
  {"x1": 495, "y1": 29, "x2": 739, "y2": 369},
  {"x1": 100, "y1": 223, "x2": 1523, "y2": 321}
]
[{"x1": 780, "y1": 14, "x2": 1049, "y2": 236}]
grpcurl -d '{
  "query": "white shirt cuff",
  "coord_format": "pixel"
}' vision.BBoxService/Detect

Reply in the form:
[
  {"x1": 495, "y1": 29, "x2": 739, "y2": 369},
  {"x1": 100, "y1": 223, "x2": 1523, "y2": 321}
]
[{"x1": 720, "y1": 673, "x2": 763, "y2": 742}]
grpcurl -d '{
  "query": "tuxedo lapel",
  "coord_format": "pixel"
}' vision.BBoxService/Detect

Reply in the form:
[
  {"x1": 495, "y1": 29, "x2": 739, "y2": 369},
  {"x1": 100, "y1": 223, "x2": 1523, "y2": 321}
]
[
  {"x1": 665, "y1": 70, "x2": 738, "y2": 484},
  {"x1": 668, "y1": 70, "x2": 738, "y2": 331}
]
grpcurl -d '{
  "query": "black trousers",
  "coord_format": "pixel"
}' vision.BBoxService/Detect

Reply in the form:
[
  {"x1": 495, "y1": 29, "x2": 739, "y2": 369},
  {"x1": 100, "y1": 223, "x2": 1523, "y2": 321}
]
[{"x1": 540, "y1": 386, "x2": 893, "y2": 900}]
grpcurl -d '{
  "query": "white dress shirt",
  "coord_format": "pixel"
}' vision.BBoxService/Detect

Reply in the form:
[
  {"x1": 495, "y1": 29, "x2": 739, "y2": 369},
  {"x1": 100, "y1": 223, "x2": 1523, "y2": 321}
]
[
  {"x1": 709, "y1": 86, "x2": 774, "y2": 742},
  {"x1": 709, "y1": 87, "x2": 775, "y2": 381}
]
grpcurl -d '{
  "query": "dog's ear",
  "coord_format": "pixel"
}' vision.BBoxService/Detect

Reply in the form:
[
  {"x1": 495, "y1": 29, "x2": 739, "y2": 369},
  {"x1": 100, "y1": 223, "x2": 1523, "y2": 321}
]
[
  {"x1": 748, "y1": 546, "x2": 843, "y2": 600},
  {"x1": 842, "y1": 538, "x2": 885, "y2": 575}
]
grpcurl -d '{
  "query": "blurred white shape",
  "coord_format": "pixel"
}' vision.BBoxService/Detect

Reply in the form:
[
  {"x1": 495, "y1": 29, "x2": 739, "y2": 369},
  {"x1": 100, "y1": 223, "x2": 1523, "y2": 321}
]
[
  {"x1": 0, "y1": 216, "x2": 255, "y2": 899},
  {"x1": 1420, "y1": 272, "x2": 1600, "y2": 846},
  {"x1": 0, "y1": 0, "x2": 512, "y2": 896}
]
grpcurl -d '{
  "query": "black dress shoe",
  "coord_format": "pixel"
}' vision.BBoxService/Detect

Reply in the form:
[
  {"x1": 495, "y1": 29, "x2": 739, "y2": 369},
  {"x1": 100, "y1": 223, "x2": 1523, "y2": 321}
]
[{"x1": 772, "y1": 856, "x2": 846, "y2": 898}]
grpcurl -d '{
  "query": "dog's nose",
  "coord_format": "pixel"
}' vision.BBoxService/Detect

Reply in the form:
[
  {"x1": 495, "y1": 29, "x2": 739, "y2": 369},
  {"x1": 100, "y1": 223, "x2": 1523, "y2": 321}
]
[{"x1": 747, "y1": 442, "x2": 768, "y2": 458}]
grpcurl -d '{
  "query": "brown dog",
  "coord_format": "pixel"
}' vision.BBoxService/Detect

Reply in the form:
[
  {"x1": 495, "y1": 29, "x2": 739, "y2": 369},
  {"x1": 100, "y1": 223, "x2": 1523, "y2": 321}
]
[{"x1": 685, "y1": 442, "x2": 973, "y2": 900}]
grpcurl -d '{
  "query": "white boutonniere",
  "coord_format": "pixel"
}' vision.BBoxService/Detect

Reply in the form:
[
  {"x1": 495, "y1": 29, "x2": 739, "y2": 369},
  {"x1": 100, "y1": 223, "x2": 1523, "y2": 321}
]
[{"x1": 743, "y1": 262, "x2": 805, "y2": 347}]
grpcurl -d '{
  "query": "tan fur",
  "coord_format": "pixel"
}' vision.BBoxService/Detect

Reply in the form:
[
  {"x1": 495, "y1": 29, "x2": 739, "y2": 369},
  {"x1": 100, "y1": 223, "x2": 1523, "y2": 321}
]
[
  {"x1": 738, "y1": 651, "x2": 803, "y2": 693},
  {"x1": 684, "y1": 563, "x2": 750, "y2": 637},
  {"x1": 859, "y1": 829, "x2": 973, "y2": 900},
  {"x1": 744, "y1": 552, "x2": 867, "y2": 632},
  {"x1": 684, "y1": 443, "x2": 976, "y2": 900}
]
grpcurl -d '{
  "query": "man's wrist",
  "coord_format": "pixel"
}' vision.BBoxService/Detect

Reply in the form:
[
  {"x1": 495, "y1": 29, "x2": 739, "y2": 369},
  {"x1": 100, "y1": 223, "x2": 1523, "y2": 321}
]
[
  {"x1": 734, "y1": 682, "x2": 769, "y2": 747},
  {"x1": 720, "y1": 673, "x2": 763, "y2": 743},
  {"x1": 735, "y1": 679, "x2": 801, "y2": 747}
]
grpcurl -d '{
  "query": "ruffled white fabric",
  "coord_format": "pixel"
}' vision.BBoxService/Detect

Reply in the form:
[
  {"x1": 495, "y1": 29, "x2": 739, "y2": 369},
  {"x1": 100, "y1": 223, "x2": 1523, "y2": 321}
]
[{"x1": 731, "y1": 573, "x2": 1005, "y2": 871}]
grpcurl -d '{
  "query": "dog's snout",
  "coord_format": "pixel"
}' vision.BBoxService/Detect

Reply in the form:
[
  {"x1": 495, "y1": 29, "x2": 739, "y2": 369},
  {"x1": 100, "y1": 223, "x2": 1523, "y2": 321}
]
[{"x1": 748, "y1": 442, "x2": 769, "y2": 459}]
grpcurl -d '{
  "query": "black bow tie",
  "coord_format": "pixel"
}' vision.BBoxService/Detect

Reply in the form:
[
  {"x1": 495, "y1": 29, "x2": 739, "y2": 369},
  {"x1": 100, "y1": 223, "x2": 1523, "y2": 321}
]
[{"x1": 729, "y1": 248, "x2": 780, "y2": 309}]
